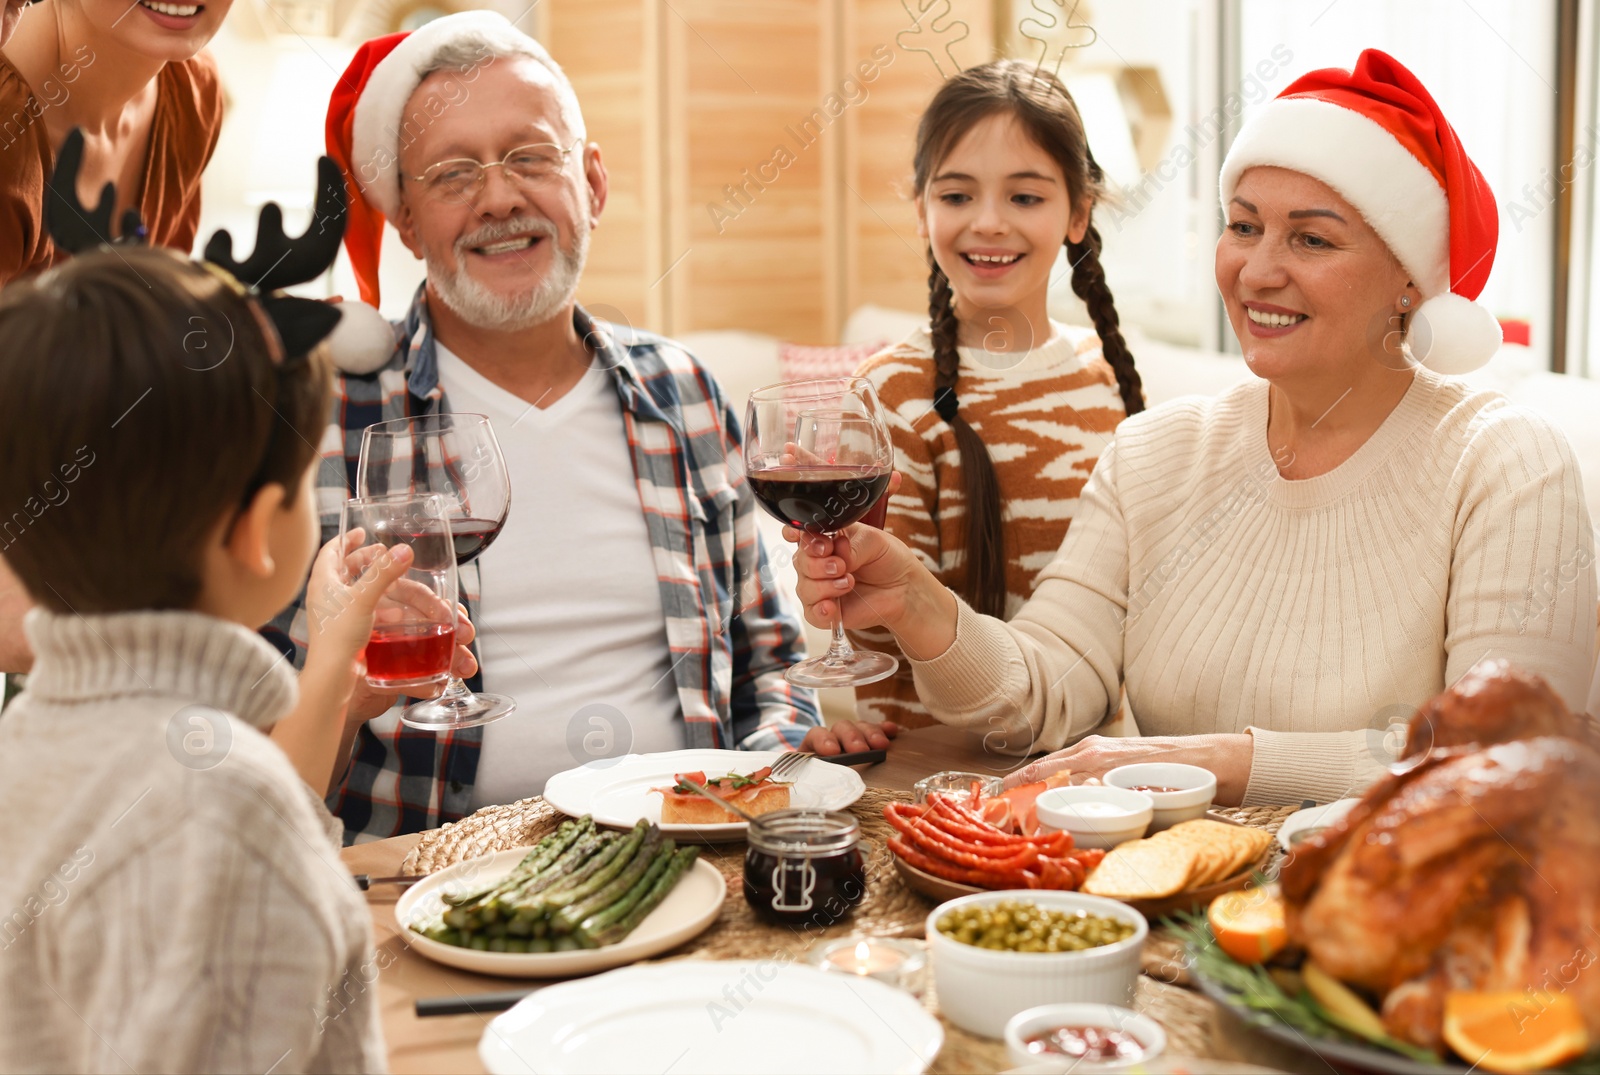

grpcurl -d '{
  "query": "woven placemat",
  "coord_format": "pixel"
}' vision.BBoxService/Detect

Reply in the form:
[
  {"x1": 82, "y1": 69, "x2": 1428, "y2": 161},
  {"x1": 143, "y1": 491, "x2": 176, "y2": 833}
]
[
  {"x1": 1210, "y1": 803, "x2": 1298, "y2": 832},
  {"x1": 404, "y1": 787, "x2": 933, "y2": 945},
  {"x1": 399, "y1": 794, "x2": 1301, "y2": 1071}
]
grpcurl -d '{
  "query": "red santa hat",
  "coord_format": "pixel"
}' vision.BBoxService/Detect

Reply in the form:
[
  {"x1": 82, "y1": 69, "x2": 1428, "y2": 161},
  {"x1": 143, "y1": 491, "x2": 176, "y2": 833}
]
[
  {"x1": 1220, "y1": 49, "x2": 1501, "y2": 374},
  {"x1": 324, "y1": 11, "x2": 552, "y2": 312}
]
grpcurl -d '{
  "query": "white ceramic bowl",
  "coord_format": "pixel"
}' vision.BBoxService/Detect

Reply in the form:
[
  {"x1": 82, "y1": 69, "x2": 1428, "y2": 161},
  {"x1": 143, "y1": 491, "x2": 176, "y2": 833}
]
[
  {"x1": 1034, "y1": 786, "x2": 1153, "y2": 849},
  {"x1": 927, "y1": 891, "x2": 1148, "y2": 1039},
  {"x1": 1103, "y1": 763, "x2": 1217, "y2": 833},
  {"x1": 1003, "y1": 1003, "x2": 1168, "y2": 1072}
]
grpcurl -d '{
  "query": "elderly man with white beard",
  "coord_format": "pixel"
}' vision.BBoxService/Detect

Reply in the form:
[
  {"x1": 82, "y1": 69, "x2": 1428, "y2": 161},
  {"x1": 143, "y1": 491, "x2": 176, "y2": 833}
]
[{"x1": 269, "y1": 12, "x2": 895, "y2": 842}]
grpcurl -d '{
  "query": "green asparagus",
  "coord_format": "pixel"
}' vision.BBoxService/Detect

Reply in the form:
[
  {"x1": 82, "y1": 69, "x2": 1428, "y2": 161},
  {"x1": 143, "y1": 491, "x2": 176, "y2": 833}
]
[
  {"x1": 508, "y1": 830, "x2": 630, "y2": 918},
  {"x1": 441, "y1": 817, "x2": 590, "y2": 908},
  {"x1": 592, "y1": 846, "x2": 699, "y2": 947},
  {"x1": 538, "y1": 821, "x2": 651, "y2": 919},
  {"x1": 500, "y1": 830, "x2": 617, "y2": 920},
  {"x1": 568, "y1": 846, "x2": 674, "y2": 950},
  {"x1": 552, "y1": 828, "x2": 666, "y2": 934},
  {"x1": 582, "y1": 844, "x2": 694, "y2": 947},
  {"x1": 408, "y1": 816, "x2": 703, "y2": 955},
  {"x1": 441, "y1": 827, "x2": 606, "y2": 931}
]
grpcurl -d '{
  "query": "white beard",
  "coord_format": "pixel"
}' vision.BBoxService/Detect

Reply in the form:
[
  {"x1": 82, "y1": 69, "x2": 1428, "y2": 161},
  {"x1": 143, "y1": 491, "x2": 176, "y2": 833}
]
[{"x1": 426, "y1": 217, "x2": 588, "y2": 332}]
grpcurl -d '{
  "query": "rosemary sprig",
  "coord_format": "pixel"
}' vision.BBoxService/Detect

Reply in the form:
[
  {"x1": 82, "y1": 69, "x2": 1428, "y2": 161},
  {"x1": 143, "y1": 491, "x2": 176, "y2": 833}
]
[
  {"x1": 1167, "y1": 913, "x2": 1337, "y2": 1039},
  {"x1": 1169, "y1": 912, "x2": 1431, "y2": 1067}
]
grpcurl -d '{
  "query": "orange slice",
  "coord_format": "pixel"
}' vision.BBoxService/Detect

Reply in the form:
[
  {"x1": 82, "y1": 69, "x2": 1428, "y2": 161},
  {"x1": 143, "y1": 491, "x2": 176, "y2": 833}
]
[
  {"x1": 1206, "y1": 887, "x2": 1288, "y2": 964},
  {"x1": 1443, "y1": 991, "x2": 1589, "y2": 1073}
]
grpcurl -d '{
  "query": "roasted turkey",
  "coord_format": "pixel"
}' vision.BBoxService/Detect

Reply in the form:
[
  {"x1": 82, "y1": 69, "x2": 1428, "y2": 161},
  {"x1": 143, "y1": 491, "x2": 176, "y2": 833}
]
[{"x1": 1280, "y1": 660, "x2": 1600, "y2": 1054}]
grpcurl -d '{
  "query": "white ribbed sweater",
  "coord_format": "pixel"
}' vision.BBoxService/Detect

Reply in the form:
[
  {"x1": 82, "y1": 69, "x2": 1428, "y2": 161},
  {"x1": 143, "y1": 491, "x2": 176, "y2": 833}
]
[
  {"x1": 909, "y1": 369, "x2": 1598, "y2": 805},
  {"x1": 0, "y1": 610, "x2": 385, "y2": 1073}
]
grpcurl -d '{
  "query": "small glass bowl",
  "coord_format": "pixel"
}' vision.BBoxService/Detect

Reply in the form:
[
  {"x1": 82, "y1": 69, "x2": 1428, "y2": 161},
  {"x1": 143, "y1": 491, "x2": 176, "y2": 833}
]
[{"x1": 913, "y1": 770, "x2": 1003, "y2": 803}]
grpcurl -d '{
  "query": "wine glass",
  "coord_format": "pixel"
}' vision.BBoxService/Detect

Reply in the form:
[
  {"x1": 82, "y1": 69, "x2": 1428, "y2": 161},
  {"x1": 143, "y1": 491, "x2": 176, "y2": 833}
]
[
  {"x1": 340, "y1": 495, "x2": 459, "y2": 701},
  {"x1": 357, "y1": 413, "x2": 515, "y2": 729},
  {"x1": 744, "y1": 377, "x2": 899, "y2": 688}
]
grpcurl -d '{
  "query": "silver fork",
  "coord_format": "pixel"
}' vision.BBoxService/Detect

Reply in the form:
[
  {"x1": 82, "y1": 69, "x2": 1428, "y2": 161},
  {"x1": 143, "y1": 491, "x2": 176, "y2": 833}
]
[{"x1": 769, "y1": 751, "x2": 814, "y2": 780}]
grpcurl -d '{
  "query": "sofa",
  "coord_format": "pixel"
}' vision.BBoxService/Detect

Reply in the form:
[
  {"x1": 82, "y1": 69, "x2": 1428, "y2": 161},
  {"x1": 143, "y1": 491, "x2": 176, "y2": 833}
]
[{"x1": 681, "y1": 306, "x2": 1600, "y2": 724}]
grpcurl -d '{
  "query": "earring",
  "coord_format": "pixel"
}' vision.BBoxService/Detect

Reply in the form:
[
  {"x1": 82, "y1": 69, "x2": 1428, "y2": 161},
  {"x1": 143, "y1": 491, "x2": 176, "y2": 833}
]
[{"x1": 1400, "y1": 295, "x2": 1412, "y2": 308}]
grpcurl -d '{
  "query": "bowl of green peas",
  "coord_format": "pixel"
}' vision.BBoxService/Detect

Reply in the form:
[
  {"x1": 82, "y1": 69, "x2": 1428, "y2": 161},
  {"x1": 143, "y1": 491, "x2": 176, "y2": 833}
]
[{"x1": 925, "y1": 891, "x2": 1147, "y2": 1039}]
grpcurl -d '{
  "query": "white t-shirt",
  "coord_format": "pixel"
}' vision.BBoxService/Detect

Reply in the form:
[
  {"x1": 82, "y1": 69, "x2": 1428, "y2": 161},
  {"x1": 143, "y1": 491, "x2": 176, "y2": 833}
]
[{"x1": 433, "y1": 344, "x2": 685, "y2": 810}]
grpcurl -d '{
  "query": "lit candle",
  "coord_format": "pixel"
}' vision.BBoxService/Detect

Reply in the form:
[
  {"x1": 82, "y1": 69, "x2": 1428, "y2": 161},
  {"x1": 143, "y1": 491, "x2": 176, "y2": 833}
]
[
  {"x1": 827, "y1": 940, "x2": 906, "y2": 978},
  {"x1": 811, "y1": 937, "x2": 926, "y2": 993}
]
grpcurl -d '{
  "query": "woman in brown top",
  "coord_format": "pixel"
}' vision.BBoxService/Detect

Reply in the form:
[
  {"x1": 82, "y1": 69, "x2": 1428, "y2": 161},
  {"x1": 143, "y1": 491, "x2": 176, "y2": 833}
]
[
  {"x1": 0, "y1": 0, "x2": 227, "y2": 282},
  {"x1": 0, "y1": 0, "x2": 227, "y2": 677}
]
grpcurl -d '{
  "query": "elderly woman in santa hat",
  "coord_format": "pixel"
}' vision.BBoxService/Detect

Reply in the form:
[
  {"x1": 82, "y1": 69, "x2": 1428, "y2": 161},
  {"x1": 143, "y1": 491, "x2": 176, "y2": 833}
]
[{"x1": 789, "y1": 50, "x2": 1597, "y2": 806}]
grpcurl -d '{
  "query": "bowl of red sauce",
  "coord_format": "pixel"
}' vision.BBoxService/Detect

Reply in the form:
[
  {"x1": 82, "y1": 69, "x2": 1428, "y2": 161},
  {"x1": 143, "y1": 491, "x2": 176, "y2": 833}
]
[
  {"x1": 1103, "y1": 763, "x2": 1216, "y2": 833},
  {"x1": 1004, "y1": 1003, "x2": 1167, "y2": 1072}
]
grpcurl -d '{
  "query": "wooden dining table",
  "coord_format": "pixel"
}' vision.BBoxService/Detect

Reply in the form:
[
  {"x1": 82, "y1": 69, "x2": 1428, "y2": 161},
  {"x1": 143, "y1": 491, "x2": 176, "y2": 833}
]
[{"x1": 339, "y1": 724, "x2": 1309, "y2": 1074}]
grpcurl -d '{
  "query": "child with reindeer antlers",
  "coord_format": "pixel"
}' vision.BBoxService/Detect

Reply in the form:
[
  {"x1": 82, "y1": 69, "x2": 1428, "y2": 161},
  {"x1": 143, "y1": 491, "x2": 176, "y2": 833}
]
[{"x1": 0, "y1": 132, "x2": 408, "y2": 1072}]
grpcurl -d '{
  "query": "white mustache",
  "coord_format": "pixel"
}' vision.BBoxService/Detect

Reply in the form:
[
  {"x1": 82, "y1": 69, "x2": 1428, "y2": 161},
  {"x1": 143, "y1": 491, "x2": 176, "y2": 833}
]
[{"x1": 457, "y1": 217, "x2": 558, "y2": 254}]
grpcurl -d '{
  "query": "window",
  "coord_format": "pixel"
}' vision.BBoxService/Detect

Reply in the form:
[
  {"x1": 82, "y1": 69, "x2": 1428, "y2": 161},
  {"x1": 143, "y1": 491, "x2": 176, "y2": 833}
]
[{"x1": 1015, "y1": 0, "x2": 1560, "y2": 364}]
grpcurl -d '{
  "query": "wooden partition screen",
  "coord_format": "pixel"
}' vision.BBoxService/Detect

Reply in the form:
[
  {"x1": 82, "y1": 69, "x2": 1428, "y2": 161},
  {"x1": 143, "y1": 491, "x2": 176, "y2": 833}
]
[{"x1": 545, "y1": 0, "x2": 995, "y2": 344}]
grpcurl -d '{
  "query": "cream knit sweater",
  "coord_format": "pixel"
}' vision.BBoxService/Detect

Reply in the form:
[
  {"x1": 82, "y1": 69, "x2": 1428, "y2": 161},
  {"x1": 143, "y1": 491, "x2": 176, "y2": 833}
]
[
  {"x1": 908, "y1": 368, "x2": 1598, "y2": 805},
  {"x1": 0, "y1": 610, "x2": 384, "y2": 1073}
]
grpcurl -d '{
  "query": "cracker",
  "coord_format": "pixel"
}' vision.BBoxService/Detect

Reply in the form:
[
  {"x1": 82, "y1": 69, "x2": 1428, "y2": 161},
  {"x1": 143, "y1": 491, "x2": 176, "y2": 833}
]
[
  {"x1": 1189, "y1": 838, "x2": 1230, "y2": 886},
  {"x1": 1221, "y1": 826, "x2": 1272, "y2": 879},
  {"x1": 1158, "y1": 820, "x2": 1270, "y2": 885},
  {"x1": 1082, "y1": 838, "x2": 1196, "y2": 899},
  {"x1": 1149, "y1": 829, "x2": 1219, "y2": 886}
]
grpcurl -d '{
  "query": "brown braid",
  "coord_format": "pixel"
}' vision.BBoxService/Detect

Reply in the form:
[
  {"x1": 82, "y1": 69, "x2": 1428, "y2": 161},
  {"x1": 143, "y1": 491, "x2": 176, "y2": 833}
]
[
  {"x1": 929, "y1": 262, "x2": 1008, "y2": 619},
  {"x1": 1068, "y1": 221, "x2": 1144, "y2": 415}
]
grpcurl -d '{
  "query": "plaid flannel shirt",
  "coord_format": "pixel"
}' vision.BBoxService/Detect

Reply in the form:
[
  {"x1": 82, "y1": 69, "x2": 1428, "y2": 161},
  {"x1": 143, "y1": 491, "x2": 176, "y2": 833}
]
[{"x1": 266, "y1": 287, "x2": 819, "y2": 843}]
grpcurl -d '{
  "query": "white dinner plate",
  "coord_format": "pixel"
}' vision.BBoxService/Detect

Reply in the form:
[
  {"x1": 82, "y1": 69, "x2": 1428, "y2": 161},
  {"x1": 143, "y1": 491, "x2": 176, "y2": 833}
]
[
  {"x1": 394, "y1": 848, "x2": 725, "y2": 978},
  {"x1": 542, "y1": 749, "x2": 866, "y2": 843},
  {"x1": 478, "y1": 961, "x2": 943, "y2": 1074},
  {"x1": 1276, "y1": 798, "x2": 1362, "y2": 850}
]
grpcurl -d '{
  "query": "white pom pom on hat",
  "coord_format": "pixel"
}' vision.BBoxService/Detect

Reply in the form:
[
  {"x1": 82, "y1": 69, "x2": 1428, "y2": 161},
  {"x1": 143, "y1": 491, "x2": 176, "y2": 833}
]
[
  {"x1": 1406, "y1": 292, "x2": 1502, "y2": 375},
  {"x1": 324, "y1": 299, "x2": 398, "y2": 374},
  {"x1": 1219, "y1": 49, "x2": 1502, "y2": 374}
]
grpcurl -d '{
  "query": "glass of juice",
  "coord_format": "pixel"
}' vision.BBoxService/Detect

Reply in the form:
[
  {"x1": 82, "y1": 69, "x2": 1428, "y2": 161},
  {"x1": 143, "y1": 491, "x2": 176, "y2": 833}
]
[{"x1": 339, "y1": 493, "x2": 458, "y2": 699}]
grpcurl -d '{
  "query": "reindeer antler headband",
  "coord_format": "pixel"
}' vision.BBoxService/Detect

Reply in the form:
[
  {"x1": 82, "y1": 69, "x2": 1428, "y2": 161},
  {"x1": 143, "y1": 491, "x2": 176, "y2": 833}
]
[{"x1": 44, "y1": 127, "x2": 350, "y2": 360}]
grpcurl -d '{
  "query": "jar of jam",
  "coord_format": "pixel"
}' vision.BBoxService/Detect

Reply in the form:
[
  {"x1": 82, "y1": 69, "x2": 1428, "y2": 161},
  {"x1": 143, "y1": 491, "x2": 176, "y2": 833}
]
[{"x1": 743, "y1": 809, "x2": 866, "y2": 927}]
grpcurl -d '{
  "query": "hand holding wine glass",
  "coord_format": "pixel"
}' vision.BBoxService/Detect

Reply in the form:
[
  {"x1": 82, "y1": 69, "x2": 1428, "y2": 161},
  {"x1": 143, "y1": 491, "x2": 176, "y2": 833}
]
[
  {"x1": 744, "y1": 378, "x2": 899, "y2": 688},
  {"x1": 269, "y1": 527, "x2": 427, "y2": 794},
  {"x1": 305, "y1": 529, "x2": 479, "y2": 720},
  {"x1": 785, "y1": 498, "x2": 962, "y2": 671},
  {"x1": 339, "y1": 495, "x2": 461, "y2": 695}
]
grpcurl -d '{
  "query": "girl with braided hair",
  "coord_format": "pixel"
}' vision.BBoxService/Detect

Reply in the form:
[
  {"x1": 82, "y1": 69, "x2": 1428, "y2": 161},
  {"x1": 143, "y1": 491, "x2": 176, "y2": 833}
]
[{"x1": 851, "y1": 59, "x2": 1144, "y2": 729}]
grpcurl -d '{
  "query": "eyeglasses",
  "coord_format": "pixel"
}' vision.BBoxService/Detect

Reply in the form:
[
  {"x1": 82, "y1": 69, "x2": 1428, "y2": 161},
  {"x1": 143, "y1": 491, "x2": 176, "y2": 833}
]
[{"x1": 409, "y1": 138, "x2": 582, "y2": 202}]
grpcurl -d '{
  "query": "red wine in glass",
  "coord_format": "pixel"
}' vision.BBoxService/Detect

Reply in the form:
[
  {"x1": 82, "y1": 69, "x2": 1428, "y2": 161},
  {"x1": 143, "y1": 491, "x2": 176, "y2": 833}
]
[
  {"x1": 363, "y1": 622, "x2": 457, "y2": 688},
  {"x1": 861, "y1": 488, "x2": 890, "y2": 529},
  {"x1": 391, "y1": 518, "x2": 506, "y2": 567},
  {"x1": 445, "y1": 517, "x2": 504, "y2": 564},
  {"x1": 747, "y1": 466, "x2": 891, "y2": 534}
]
